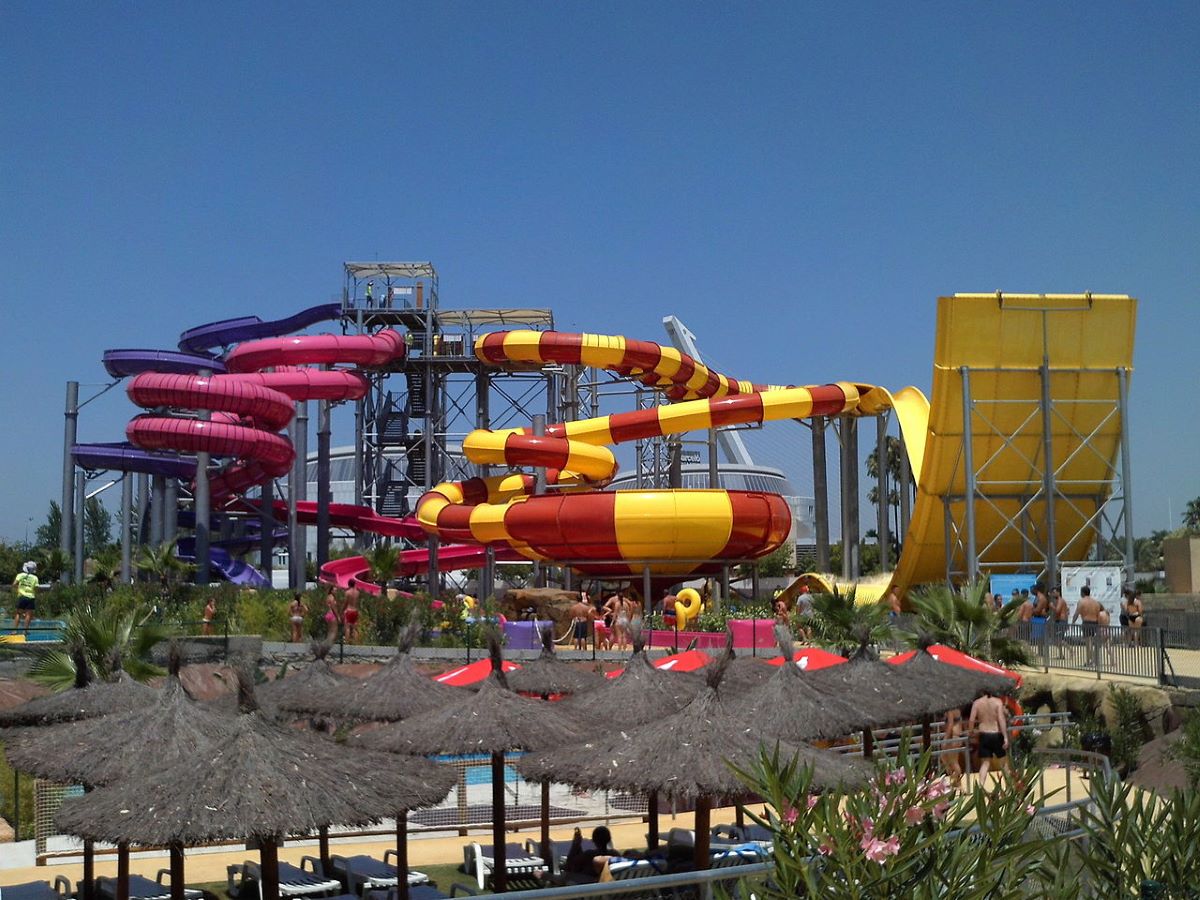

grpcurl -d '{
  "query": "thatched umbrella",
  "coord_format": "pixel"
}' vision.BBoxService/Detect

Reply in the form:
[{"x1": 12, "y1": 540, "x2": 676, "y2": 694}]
[
  {"x1": 54, "y1": 672, "x2": 453, "y2": 900},
  {"x1": 261, "y1": 641, "x2": 354, "y2": 713},
  {"x1": 505, "y1": 624, "x2": 604, "y2": 697},
  {"x1": 0, "y1": 650, "x2": 155, "y2": 900},
  {"x1": 738, "y1": 627, "x2": 875, "y2": 743},
  {"x1": 284, "y1": 620, "x2": 459, "y2": 722},
  {"x1": 517, "y1": 647, "x2": 871, "y2": 871},
  {"x1": 554, "y1": 625, "x2": 703, "y2": 848},
  {"x1": 0, "y1": 651, "x2": 155, "y2": 729},
  {"x1": 356, "y1": 637, "x2": 584, "y2": 893},
  {"x1": 5, "y1": 648, "x2": 233, "y2": 900}
]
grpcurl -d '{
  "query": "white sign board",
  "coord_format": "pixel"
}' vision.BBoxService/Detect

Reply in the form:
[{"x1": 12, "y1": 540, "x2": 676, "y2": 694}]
[{"x1": 1060, "y1": 565, "x2": 1123, "y2": 620}]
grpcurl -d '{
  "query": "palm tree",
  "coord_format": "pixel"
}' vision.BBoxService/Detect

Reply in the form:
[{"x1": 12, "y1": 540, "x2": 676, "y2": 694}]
[
  {"x1": 28, "y1": 604, "x2": 169, "y2": 690},
  {"x1": 906, "y1": 580, "x2": 1033, "y2": 666},
  {"x1": 1184, "y1": 496, "x2": 1200, "y2": 534},
  {"x1": 135, "y1": 539, "x2": 195, "y2": 589},
  {"x1": 365, "y1": 543, "x2": 401, "y2": 587},
  {"x1": 798, "y1": 585, "x2": 894, "y2": 657},
  {"x1": 87, "y1": 559, "x2": 122, "y2": 593}
]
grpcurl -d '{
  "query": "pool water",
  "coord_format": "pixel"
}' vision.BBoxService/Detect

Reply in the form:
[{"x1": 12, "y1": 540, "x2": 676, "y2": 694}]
[{"x1": 0, "y1": 619, "x2": 67, "y2": 642}]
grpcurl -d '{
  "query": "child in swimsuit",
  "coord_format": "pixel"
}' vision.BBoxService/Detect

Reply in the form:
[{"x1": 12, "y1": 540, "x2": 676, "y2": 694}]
[{"x1": 323, "y1": 589, "x2": 340, "y2": 642}]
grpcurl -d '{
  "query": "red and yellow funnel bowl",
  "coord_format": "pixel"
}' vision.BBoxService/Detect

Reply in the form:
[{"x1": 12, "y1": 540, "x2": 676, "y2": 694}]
[{"x1": 503, "y1": 489, "x2": 792, "y2": 576}]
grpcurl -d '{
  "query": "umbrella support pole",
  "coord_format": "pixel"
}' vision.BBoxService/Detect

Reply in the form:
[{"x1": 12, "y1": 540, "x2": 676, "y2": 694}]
[
  {"x1": 396, "y1": 811, "x2": 409, "y2": 900},
  {"x1": 117, "y1": 842, "x2": 130, "y2": 900},
  {"x1": 922, "y1": 717, "x2": 932, "y2": 752},
  {"x1": 491, "y1": 752, "x2": 508, "y2": 893},
  {"x1": 168, "y1": 842, "x2": 185, "y2": 900},
  {"x1": 318, "y1": 826, "x2": 330, "y2": 874},
  {"x1": 259, "y1": 838, "x2": 280, "y2": 900},
  {"x1": 647, "y1": 793, "x2": 658, "y2": 849},
  {"x1": 82, "y1": 840, "x2": 95, "y2": 900},
  {"x1": 693, "y1": 797, "x2": 711, "y2": 873},
  {"x1": 863, "y1": 728, "x2": 874, "y2": 759},
  {"x1": 540, "y1": 781, "x2": 551, "y2": 863},
  {"x1": 735, "y1": 805, "x2": 745, "y2": 828}
]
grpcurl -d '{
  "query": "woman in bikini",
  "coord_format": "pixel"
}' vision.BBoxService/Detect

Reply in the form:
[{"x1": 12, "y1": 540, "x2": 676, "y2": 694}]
[
  {"x1": 289, "y1": 593, "x2": 308, "y2": 643},
  {"x1": 342, "y1": 579, "x2": 361, "y2": 644},
  {"x1": 323, "y1": 588, "x2": 341, "y2": 643}
]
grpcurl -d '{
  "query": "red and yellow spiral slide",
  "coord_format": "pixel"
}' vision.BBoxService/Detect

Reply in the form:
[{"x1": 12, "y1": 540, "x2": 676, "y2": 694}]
[{"x1": 416, "y1": 331, "x2": 897, "y2": 577}]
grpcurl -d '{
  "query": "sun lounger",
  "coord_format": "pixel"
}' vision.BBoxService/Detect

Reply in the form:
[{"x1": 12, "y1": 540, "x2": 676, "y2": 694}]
[
  {"x1": 328, "y1": 852, "x2": 431, "y2": 896},
  {"x1": 96, "y1": 873, "x2": 203, "y2": 900},
  {"x1": 462, "y1": 842, "x2": 547, "y2": 891},
  {"x1": 227, "y1": 858, "x2": 342, "y2": 900},
  {"x1": 0, "y1": 878, "x2": 71, "y2": 900}
]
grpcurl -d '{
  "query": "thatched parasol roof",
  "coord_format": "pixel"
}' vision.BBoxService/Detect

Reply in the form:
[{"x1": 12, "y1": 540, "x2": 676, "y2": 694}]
[
  {"x1": 889, "y1": 642, "x2": 1017, "y2": 710},
  {"x1": 515, "y1": 651, "x2": 871, "y2": 806},
  {"x1": 504, "y1": 624, "x2": 605, "y2": 697},
  {"x1": 556, "y1": 629, "x2": 702, "y2": 732},
  {"x1": 0, "y1": 650, "x2": 155, "y2": 729},
  {"x1": 53, "y1": 674, "x2": 455, "y2": 846},
  {"x1": 807, "y1": 639, "x2": 1001, "y2": 729},
  {"x1": 4, "y1": 648, "x2": 235, "y2": 787},
  {"x1": 285, "y1": 621, "x2": 459, "y2": 722},
  {"x1": 354, "y1": 640, "x2": 584, "y2": 756},
  {"x1": 265, "y1": 643, "x2": 355, "y2": 714},
  {"x1": 723, "y1": 652, "x2": 776, "y2": 688},
  {"x1": 736, "y1": 627, "x2": 871, "y2": 742}
]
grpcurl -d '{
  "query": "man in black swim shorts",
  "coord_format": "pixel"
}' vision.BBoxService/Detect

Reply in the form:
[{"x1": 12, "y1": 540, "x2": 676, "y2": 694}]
[{"x1": 969, "y1": 687, "x2": 1009, "y2": 787}]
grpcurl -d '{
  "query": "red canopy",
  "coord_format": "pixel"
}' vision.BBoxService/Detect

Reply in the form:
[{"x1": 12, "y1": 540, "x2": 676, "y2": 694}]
[
  {"x1": 887, "y1": 644, "x2": 1023, "y2": 686},
  {"x1": 605, "y1": 648, "x2": 715, "y2": 679},
  {"x1": 765, "y1": 648, "x2": 848, "y2": 671},
  {"x1": 433, "y1": 658, "x2": 522, "y2": 687}
]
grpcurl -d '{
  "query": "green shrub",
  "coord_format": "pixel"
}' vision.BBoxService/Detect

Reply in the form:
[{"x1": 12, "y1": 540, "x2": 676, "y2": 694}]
[
  {"x1": 1108, "y1": 685, "x2": 1152, "y2": 777},
  {"x1": 731, "y1": 740, "x2": 1057, "y2": 899}
]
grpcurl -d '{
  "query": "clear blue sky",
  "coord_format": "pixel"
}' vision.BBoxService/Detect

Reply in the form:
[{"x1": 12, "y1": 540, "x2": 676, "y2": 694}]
[{"x1": 1, "y1": 2, "x2": 1196, "y2": 544}]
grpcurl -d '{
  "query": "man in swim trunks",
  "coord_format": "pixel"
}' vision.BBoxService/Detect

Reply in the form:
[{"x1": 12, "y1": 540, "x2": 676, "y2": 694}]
[
  {"x1": 202, "y1": 595, "x2": 217, "y2": 636},
  {"x1": 602, "y1": 591, "x2": 624, "y2": 650},
  {"x1": 568, "y1": 591, "x2": 596, "y2": 651},
  {"x1": 968, "y1": 687, "x2": 1009, "y2": 787},
  {"x1": 342, "y1": 579, "x2": 361, "y2": 643},
  {"x1": 1051, "y1": 588, "x2": 1069, "y2": 657},
  {"x1": 1073, "y1": 585, "x2": 1103, "y2": 666},
  {"x1": 12, "y1": 561, "x2": 38, "y2": 634}
]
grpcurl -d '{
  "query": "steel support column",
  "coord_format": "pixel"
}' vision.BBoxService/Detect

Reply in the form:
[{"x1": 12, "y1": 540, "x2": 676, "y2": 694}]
[
  {"x1": 1117, "y1": 367, "x2": 1135, "y2": 587},
  {"x1": 812, "y1": 417, "x2": 830, "y2": 572},
  {"x1": 840, "y1": 417, "x2": 860, "y2": 581},
  {"x1": 120, "y1": 474, "x2": 132, "y2": 585},
  {"x1": 74, "y1": 469, "x2": 86, "y2": 583},
  {"x1": 1040, "y1": 358, "x2": 1058, "y2": 589},
  {"x1": 316, "y1": 397, "x2": 331, "y2": 570},
  {"x1": 194, "y1": 369, "x2": 212, "y2": 585},
  {"x1": 960, "y1": 366, "x2": 978, "y2": 582},
  {"x1": 60, "y1": 381, "x2": 79, "y2": 581},
  {"x1": 876, "y1": 412, "x2": 890, "y2": 572}
]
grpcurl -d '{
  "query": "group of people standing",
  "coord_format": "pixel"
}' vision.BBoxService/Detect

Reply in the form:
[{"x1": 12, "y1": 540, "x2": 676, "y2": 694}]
[
  {"x1": 567, "y1": 589, "x2": 644, "y2": 651},
  {"x1": 286, "y1": 580, "x2": 361, "y2": 644}
]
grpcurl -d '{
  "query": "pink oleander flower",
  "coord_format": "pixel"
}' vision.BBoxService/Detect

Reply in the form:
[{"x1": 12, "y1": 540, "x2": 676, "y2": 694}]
[
  {"x1": 931, "y1": 800, "x2": 950, "y2": 821},
  {"x1": 1026, "y1": 804, "x2": 1037, "y2": 816},
  {"x1": 859, "y1": 816, "x2": 874, "y2": 837},
  {"x1": 782, "y1": 805, "x2": 799, "y2": 825},
  {"x1": 885, "y1": 768, "x2": 907, "y2": 786},
  {"x1": 807, "y1": 794, "x2": 819, "y2": 810},
  {"x1": 818, "y1": 840, "x2": 836, "y2": 856},
  {"x1": 862, "y1": 835, "x2": 901, "y2": 863},
  {"x1": 904, "y1": 805, "x2": 925, "y2": 825},
  {"x1": 923, "y1": 777, "x2": 952, "y2": 801}
]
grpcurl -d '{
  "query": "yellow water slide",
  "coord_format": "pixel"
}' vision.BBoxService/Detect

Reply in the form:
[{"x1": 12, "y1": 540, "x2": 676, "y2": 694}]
[{"x1": 891, "y1": 293, "x2": 1137, "y2": 592}]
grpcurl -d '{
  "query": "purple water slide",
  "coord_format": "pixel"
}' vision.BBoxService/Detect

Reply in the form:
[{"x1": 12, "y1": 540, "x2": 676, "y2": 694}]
[
  {"x1": 103, "y1": 349, "x2": 227, "y2": 379},
  {"x1": 177, "y1": 302, "x2": 343, "y2": 354},
  {"x1": 71, "y1": 442, "x2": 198, "y2": 478},
  {"x1": 175, "y1": 538, "x2": 270, "y2": 587}
]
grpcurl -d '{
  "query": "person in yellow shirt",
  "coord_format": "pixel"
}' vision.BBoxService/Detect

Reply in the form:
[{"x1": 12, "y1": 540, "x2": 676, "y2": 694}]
[{"x1": 12, "y1": 561, "x2": 39, "y2": 633}]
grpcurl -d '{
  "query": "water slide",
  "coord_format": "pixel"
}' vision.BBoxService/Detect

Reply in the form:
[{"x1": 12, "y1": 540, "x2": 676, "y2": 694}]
[
  {"x1": 320, "y1": 544, "x2": 528, "y2": 592},
  {"x1": 419, "y1": 296, "x2": 1135, "y2": 589},
  {"x1": 417, "y1": 331, "x2": 900, "y2": 577}
]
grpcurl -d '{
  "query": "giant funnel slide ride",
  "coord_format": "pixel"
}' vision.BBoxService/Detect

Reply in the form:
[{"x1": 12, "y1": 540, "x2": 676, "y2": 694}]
[{"x1": 78, "y1": 293, "x2": 1134, "y2": 593}]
